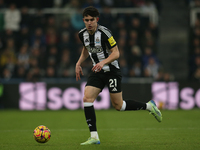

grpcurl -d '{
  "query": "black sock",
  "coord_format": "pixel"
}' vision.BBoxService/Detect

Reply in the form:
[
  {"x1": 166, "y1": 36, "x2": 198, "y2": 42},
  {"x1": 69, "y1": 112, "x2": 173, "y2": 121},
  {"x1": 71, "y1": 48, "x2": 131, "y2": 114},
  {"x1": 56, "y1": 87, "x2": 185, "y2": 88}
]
[
  {"x1": 84, "y1": 105, "x2": 97, "y2": 132},
  {"x1": 125, "y1": 100, "x2": 146, "y2": 110}
]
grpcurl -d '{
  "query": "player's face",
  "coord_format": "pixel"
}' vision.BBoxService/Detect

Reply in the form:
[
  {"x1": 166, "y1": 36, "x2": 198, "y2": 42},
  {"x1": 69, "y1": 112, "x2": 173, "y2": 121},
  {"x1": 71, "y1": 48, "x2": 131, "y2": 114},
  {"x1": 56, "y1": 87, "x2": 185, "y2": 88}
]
[{"x1": 83, "y1": 15, "x2": 98, "y2": 33}]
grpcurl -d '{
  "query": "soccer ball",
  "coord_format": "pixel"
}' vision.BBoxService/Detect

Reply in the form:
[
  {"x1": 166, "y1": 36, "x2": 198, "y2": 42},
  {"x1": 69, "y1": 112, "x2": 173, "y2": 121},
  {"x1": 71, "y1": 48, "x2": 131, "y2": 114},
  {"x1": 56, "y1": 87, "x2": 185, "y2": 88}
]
[{"x1": 33, "y1": 125, "x2": 51, "y2": 143}]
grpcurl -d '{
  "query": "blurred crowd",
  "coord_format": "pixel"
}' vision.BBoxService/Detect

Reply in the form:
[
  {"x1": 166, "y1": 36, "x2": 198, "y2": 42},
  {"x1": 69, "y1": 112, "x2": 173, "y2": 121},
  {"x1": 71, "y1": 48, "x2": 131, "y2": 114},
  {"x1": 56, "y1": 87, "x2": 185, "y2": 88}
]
[
  {"x1": 189, "y1": 0, "x2": 200, "y2": 81},
  {"x1": 0, "y1": 0, "x2": 171, "y2": 82}
]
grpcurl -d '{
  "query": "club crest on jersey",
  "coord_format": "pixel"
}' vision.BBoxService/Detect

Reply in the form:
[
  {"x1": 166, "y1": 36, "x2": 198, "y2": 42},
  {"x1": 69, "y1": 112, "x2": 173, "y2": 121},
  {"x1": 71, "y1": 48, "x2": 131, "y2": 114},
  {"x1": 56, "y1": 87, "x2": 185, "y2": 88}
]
[
  {"x1": 86, "y1": 45, "x2": 103, "y2": 53},
  {"x1": 95, "y1": 37, "x2": 100, "y2": 44}
]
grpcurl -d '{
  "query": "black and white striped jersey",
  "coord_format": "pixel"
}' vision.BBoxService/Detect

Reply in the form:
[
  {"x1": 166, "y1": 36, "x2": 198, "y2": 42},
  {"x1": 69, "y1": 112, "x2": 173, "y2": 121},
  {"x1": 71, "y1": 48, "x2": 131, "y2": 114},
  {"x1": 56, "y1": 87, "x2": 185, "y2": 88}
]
[{"x1": 78, "y1": 24, "x2": 120, "y2": 72}]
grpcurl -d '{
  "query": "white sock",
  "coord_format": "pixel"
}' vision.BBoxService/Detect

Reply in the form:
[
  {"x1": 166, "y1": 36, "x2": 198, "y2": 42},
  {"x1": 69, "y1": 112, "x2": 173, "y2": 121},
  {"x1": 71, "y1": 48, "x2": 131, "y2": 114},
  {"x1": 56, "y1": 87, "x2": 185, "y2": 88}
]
[
  {"x1": 120, "y1": 101, "x2": 126, "y2": 111},
  {"x1": 91, "y1": 131, "x2": 99, "y2": 140},
  {"x1": 146, "y1": 103, "x2": 152, "y2": 111},
  {"x1": 84, "y1": 102, "x2": 93, "y2": 107}
]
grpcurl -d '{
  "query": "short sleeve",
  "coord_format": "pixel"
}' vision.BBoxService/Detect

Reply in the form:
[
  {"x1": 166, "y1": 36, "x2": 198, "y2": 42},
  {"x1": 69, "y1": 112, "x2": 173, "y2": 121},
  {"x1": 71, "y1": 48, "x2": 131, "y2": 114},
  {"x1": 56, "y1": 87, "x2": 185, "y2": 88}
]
[
  {"x1": 101, "y1": 28, "x2": 117, "y2": 49},
  {"x1": 78, "y1": 32, "x2": 84, "y2": 46}
]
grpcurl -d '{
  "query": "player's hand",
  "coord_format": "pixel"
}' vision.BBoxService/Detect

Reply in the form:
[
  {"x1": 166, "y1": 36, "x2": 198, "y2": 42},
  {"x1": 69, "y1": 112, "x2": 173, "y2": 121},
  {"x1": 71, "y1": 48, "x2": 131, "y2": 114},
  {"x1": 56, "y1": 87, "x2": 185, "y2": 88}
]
[
  {"x1": 92, "y1": 62, "x2": 104, "y2": 73},
  {"x1": 76, "y1": 65, "x2": 83, "y2": 81}
]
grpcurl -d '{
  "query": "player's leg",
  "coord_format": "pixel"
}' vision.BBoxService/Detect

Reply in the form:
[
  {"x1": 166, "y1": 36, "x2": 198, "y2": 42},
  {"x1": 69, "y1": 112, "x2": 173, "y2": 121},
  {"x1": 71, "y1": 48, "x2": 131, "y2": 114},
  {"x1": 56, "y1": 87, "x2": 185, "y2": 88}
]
[
  {"x1": 108, "y1": 72, "x2": 162, "y2": 122},
  {"x1": 108, "y1": 72, "x2": 148, "y2": 111},
  {"x1": 81, "y1": 86, "x2": 101, "y2": 145},
  {"x1": 110, "y1": 92, "x2": 147, "y2": 111},
  {"x1": 110, "y1": 92, "x2": 162, "y2": 122}
]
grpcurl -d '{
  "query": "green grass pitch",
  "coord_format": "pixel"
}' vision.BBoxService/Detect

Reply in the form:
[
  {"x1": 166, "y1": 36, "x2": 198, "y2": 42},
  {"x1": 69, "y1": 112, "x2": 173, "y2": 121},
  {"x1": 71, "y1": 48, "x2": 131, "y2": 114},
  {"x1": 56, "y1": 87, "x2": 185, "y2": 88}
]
[{"x1": 0, "y1": 109, "x2": 200, "y2": 150}]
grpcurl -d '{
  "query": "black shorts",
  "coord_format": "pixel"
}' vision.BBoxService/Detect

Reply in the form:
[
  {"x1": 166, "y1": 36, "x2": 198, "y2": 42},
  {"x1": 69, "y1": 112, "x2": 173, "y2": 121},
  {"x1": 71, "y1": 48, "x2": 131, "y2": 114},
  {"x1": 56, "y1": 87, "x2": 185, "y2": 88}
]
[{"x1": 86, "y1": 70, "x2": 122, "y2": 93}]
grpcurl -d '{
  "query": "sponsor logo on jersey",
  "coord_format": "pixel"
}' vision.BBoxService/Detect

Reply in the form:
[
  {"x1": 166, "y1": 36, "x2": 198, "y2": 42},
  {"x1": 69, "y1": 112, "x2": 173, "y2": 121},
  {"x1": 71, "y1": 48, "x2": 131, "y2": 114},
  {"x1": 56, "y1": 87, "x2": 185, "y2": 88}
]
[
  {"x1": 108, "y1": 36, "x2": 116, "y2": 47},
  {"x1": 86, "y1": 45, "x2": 103, "y2": 53}
]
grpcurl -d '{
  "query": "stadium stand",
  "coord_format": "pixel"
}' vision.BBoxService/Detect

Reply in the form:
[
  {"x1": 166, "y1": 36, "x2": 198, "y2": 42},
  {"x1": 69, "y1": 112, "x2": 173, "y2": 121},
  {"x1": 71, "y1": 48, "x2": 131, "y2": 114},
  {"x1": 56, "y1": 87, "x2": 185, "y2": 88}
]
[
  {"x1": 0, "y1": 0, "x2": 164, "y2": 82},
  {"x1": 189, "y1": 0, "x2": 200, "y2": 81}
]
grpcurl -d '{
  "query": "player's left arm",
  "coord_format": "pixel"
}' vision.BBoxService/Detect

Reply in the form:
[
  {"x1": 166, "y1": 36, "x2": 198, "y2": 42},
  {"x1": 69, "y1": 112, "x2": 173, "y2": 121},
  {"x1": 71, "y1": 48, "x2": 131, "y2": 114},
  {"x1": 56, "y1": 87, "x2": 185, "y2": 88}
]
[{"x1": 92, "y1": 45, "x2": 119, "y2": 72}]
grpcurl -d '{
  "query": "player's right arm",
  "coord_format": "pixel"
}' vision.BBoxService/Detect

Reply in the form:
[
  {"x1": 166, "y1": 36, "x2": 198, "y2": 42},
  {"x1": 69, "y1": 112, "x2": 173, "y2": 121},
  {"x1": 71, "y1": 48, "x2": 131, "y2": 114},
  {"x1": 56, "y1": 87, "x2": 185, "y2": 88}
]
[{"x1": 75, "y1": 46, "x2": 89, "y2": 81}]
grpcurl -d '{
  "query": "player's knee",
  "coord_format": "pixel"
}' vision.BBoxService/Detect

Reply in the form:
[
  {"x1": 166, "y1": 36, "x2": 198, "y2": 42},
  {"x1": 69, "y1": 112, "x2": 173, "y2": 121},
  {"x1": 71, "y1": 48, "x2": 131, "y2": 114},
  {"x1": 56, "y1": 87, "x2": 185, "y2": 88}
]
[
  {"x1": 83, "y1": 96, "x2": 89, "y2": 102},
  {"x1": 112, "y1": 102, "x2": 122, "y2": 111},
  {"x1": 83, "y1": 95, "x2": 93, "y2": 103}
]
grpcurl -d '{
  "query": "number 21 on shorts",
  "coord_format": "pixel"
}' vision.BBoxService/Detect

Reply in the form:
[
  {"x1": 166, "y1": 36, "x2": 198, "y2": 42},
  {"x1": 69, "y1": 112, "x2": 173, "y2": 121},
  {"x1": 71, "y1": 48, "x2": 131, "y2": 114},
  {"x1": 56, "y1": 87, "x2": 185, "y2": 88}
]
[{"x1": 109, "y1": 79, "x2": 117, "y2": 87}]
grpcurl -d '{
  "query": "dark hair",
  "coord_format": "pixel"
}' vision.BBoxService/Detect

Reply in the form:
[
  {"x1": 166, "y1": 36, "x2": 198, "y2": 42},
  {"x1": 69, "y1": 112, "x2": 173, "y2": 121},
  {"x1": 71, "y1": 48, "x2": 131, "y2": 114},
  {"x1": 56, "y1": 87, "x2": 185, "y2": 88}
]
[{"x1": 82, "y1": 6, "x2": 100, "y2": 17}]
